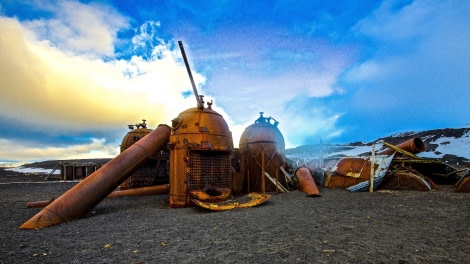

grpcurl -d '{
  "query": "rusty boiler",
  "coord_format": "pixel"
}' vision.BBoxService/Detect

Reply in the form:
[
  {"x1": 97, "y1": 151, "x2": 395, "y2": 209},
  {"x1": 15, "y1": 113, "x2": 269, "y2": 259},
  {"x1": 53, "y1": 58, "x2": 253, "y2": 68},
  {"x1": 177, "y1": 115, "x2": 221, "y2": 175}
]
[
  {"x1": 168, "y1": 97, "x2": 234, "y2": 207},
  {"x1": 119, "y1": 119, "x2": 169, "y2": 189},
  {"x1": 236, "y1": 112, "x2": 286, "y2": 193}
]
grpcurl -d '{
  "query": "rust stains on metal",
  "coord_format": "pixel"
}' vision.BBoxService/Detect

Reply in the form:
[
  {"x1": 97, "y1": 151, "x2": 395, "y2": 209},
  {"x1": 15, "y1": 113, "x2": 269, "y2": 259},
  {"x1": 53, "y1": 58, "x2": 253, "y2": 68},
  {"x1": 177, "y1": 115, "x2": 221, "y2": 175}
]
[
  {"x1": 326, "y1": 155, "x2": 394, "y2": 191},
  {"x1": 295, "y1": 167, "x2": 320, "y2": 197},
  {"x1": 332, "y1": 157, "x2": 368, "y2": 178},
  {"x1": 19, "y1": 124, "x2": 171, "y2": 229}
]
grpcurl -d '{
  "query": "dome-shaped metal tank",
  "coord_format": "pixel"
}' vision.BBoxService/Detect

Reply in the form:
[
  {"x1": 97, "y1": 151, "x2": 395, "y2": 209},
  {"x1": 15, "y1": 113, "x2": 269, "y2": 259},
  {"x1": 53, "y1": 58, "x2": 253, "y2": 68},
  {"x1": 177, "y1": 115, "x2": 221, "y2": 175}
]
[
  {"x1": 169, "y1": 99, "x2": 233, "y2": 207},
  {"x1": 120, "y1": 120, "x2": 152, "y2": 152},
  {"x1": 119, "y1": 120, "x2": 169, "y2": 189},
  {"x1": 236, "y1": 112, "x2": 286, "y2": 193}
]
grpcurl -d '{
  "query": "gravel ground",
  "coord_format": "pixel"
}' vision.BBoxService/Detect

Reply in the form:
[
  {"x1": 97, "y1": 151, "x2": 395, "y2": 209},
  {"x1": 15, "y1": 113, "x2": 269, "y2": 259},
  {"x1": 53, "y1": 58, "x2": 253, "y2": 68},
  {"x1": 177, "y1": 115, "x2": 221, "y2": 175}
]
[{"x1": 1, "y1": 169, "x2": 469, "y2": 264}]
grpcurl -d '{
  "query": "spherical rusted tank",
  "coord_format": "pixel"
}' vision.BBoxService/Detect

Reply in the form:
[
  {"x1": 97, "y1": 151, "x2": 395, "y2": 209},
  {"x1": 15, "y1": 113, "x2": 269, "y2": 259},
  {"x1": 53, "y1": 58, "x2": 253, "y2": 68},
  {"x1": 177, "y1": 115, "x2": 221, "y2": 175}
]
[
  {"x1": 119, "y1": 120, "x2": 169, "y2": 189},
  {"x1": 169, "y1": 100, "x2": 233, "y2": 207},
  {"x1": 236, "y1": 112, "x2": 286, "y2": 193}
]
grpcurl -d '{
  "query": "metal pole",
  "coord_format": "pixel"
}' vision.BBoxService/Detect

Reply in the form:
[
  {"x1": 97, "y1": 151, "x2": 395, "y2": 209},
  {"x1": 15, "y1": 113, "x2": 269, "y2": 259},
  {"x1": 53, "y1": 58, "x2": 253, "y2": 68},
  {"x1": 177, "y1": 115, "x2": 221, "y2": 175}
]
[
  {"x1": 261, "y1": 147, "x2": 265, "y2": 194},
  {"x1": 178, "y1": 41, "x2": 201, "y2": 108},
  {"x1": 369, "y1": 143, "x2": 376, "y2": 192}
]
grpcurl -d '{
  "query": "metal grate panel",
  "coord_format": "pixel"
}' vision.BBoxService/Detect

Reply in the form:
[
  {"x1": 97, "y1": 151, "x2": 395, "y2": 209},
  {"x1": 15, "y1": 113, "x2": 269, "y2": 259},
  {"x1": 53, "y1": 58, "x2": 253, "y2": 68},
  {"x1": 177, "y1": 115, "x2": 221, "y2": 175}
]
[{"x1": 187, "y1": 150, "x2": 231, "y2": 191}]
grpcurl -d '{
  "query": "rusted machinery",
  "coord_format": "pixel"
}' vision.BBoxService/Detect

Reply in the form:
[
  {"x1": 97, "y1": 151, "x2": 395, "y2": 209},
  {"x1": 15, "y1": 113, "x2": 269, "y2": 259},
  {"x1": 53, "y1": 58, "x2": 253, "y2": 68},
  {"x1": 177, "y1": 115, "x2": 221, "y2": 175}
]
[
  {"x1": 168, "y1": 99, "x2": 234, "y2": 207},
  {"x1": 119, "y1": 119, "x2": 169, "y2": 189},
  {"x1": 324, "y1": 137, "x2": 468, "y2": 192},
  {"x1": 19, "y1": 124, "x2": 171, "y2": 229},
  {"x1": 378, "y1": 139, "x2": 464, "y2": 189},
  {"x1": 168, "y1": 41, "x2": 234, "y2": 208},
  {"x1": 236, "y1": 112, "x2": 286, "y2": 193}
]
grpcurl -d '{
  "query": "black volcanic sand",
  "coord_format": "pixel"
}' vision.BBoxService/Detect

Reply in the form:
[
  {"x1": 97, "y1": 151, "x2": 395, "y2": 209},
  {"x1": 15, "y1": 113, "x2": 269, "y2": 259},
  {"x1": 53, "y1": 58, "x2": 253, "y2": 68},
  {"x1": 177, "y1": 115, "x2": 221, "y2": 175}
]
[{"x1": 1, "y1": 169, "x2": 469, "y2": 264}]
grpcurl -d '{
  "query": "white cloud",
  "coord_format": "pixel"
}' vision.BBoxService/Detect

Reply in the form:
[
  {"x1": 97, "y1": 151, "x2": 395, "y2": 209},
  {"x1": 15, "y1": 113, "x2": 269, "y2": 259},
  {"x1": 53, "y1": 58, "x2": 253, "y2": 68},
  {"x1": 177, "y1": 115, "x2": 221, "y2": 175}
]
[
  {"x1": 24, "y1": 0, "x2": 129, "y2": 56},
  {"x1": 0, "y1": 15, "x2": 205, "y2": 131},
  {"x1": 353, "y1": 0, "x2": 431, "y2": 42},
  {"x1": 0, "y1": 137, "x2": 119, "y2": 162},
  {"x1": 0, "y1": 11, "x2": 207, "y2": 162}
]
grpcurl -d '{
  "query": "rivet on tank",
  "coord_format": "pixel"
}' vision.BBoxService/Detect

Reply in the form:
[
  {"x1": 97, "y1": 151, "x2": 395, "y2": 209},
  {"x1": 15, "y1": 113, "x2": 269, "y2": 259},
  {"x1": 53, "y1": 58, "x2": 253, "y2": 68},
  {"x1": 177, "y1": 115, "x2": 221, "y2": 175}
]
[{"x1": 235, "y1": 112, "x2": 286, "y2": 193}]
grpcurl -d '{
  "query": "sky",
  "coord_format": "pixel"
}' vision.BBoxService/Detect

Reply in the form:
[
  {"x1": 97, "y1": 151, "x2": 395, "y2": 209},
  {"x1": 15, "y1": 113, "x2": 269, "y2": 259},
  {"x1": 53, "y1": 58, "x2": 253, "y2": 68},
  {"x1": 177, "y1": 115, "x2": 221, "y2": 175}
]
[{"x1": 0, "y1": 0, "x2": 469, "y2": 164}]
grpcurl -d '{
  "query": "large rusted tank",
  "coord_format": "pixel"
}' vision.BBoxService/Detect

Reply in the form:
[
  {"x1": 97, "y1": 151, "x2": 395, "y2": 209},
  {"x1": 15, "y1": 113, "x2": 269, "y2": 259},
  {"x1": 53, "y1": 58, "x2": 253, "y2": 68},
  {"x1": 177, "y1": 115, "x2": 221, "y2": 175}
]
[
  {"x1": 168, "y1": 98, "x2": 233, "y2": 207},
  {"x1": 119, "y1": 120, "x2": 169, "y2": 189},
  {"x1": 236, "y1": 112, "x2": 286, "y2": 193}
]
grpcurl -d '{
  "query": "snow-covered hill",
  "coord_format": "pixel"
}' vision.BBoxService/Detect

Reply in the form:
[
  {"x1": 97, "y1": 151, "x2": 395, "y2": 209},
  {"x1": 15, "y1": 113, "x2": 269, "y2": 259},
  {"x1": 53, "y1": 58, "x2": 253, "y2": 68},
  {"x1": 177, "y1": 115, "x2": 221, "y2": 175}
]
[{"x1": 286, "y1": 127, "x2": 470, "y2": 167}]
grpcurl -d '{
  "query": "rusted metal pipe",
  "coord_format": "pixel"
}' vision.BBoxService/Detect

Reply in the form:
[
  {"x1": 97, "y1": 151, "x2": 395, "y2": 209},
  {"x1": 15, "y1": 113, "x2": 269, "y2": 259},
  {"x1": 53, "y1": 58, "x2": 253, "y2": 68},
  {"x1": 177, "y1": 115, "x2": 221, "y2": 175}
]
[
  {"x1": 377, "y1": 137, "x2": 425, "y2": 156},
  {"x1": 19, "y1": 124, "x2": 171, "y2": 229},
  {"x1": 107, "y1": 184, "x2": 169, "y2": 198},
  {"x1": 295, "y1": 167, "x2": 321, "y2": 197},
  {"x1": 27, "y1": 184, "x2": 170, "y2": 208},
  {"x1": 26, "y1": 199, "x2": 54, "y2": 209}
]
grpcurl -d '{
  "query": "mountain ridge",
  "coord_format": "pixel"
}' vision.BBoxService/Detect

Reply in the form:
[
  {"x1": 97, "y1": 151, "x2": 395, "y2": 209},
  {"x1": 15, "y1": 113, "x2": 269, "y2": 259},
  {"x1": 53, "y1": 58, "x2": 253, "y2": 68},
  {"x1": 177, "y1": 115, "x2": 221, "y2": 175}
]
[
  {"x1": 13, "y1": 127, "x2": 470, "y2": 170},
  {"x1": 286, "y1": 127, "x2": 470, "y2": 167}
]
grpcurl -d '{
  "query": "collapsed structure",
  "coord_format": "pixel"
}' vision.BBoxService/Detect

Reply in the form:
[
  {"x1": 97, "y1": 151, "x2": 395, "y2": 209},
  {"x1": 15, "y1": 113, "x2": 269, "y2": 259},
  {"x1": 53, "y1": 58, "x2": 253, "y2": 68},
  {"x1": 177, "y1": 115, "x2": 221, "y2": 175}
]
[{"x1": 313, "y1": 137, "x2": 469, "y2": 192}]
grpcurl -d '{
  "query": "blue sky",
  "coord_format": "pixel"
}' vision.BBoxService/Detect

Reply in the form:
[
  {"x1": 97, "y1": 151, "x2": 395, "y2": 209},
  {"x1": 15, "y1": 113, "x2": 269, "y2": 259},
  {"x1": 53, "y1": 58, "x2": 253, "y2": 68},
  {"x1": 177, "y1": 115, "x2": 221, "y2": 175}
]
[{"x1": 0, "y1": 0, "x2": 469, "y2": 164}]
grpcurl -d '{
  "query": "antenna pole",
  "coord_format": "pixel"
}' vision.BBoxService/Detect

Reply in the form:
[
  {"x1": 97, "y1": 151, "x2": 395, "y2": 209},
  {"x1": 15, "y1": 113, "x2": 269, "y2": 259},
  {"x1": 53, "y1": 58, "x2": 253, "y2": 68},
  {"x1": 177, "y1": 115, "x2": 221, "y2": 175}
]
[{"x1": 178, "y1": 41, "x2": 202, "y2": 108}]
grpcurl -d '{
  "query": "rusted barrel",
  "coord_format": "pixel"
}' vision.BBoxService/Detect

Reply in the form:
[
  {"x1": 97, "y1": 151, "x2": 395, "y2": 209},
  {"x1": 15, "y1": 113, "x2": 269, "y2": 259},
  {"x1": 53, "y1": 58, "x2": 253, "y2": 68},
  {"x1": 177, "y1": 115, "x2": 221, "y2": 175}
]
[
  {"x1": 295, "y1": 167, "x2": 321, "y2": 197},
  {"x1": 19, "y1": 124, "x2": 171, "y2": 229},
  {"x1": 377, "y1": 138, "x2": 425, "y2": 155}
]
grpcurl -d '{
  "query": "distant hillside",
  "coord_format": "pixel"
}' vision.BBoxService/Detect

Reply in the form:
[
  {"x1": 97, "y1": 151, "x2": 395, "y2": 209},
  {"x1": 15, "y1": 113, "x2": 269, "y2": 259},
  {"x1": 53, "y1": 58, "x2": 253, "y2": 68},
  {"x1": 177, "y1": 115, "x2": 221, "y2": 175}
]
[
  {"x1": 286, "y1": 127, "x2": 470, "y2": 167},
  {"x1": 18, "y1": 127, "x2": 470, "y2": 170},
  {"x1": 21, "y1": 158, "x2": 112, "y2": 170}
]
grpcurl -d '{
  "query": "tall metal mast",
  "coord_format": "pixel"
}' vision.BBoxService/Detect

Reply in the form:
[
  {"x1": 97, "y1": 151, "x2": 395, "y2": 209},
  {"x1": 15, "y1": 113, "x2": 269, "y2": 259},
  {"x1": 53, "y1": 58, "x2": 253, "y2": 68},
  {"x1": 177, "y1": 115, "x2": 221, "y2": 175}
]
[{"x1": 178, "y1": 41, "x2": 203, "y2": 109}]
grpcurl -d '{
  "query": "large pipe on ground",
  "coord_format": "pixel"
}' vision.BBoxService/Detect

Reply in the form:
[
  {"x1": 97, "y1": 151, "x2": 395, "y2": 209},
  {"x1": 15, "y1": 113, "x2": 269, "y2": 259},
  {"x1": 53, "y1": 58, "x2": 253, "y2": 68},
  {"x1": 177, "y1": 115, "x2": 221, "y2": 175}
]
[
  {"x1": 295, "y1": 167, "x2": 321, "y2": 197},
  {"x1": 19, "y1": 124, "x2": 171, "y2": 229},
  {"x1": 25, "y1": 184, "x2": 170, "y2": 209},
  {"x1": 107, "y1": 184, "x2": 169, "y2": 198},
  {"x1": 26, "y1": 199, "x2": 55, "y2": 209},
  {"x1": 377, "y1": 137, "x2": 425, "y2": 156}
]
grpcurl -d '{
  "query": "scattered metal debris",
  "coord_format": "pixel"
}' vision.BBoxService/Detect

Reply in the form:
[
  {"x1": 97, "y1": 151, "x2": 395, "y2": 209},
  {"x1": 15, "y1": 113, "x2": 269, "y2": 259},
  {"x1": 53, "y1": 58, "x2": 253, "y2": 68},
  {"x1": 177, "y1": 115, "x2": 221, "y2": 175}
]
[{"x1": 191, "y1": 193, "x2": 271, "y2": 211}]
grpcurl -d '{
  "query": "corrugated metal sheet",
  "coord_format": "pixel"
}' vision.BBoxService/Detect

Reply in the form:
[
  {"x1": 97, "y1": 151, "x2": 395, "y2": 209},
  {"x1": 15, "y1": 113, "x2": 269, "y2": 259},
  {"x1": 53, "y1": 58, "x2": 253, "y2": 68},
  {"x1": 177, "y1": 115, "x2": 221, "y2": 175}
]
[{"x1": 326, "y1": 155, "x2": 394, "y2": 192}]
